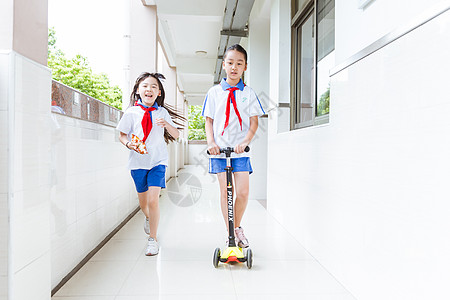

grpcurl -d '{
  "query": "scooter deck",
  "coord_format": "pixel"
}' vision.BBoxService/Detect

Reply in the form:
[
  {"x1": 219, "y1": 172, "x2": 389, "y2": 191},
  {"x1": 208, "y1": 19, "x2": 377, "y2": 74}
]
[{"x1": 220, "y1": 246, "x2": 246, "y2": 263}]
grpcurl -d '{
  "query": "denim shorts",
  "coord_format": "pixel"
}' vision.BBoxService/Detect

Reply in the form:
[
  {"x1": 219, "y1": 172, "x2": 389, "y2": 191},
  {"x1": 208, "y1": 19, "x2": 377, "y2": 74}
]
[
  {"x1": 130, "y1": 165, "x2": 166, "y2": 193},
  {"x1": 209, "y1": 157, "x2": 253, "y2": 174}
]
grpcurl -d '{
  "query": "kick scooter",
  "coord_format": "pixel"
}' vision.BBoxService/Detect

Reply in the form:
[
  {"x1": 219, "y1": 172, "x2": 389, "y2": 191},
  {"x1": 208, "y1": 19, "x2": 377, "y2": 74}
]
[{"x1": 207, "y1": 146, "x2": 253, "y2": 269}]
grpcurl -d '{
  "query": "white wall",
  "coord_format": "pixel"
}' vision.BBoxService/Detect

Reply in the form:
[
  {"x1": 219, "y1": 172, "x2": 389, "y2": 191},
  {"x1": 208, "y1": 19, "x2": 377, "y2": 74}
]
[
  {"x1": 266, "y1": 2, "x2": 450, "y2": 299},
  {"x1": 0, "y1": 51, "x2": 9, "y2": 300},
  {"x1": 335, "y1": 0, "x2": 447, "y2": 65},
  {"x1": 0, "y1": 51, "x2": 52, "y2": 300},
  {"x1": 49, "y1": 113, "x2": 137, "y2": 289},
  {"x1": 187, "y1": 142, "x2": 209, "y2": 166},
  {"x1": 1, "y1": 0, "x2": 50, "y2": 297}
]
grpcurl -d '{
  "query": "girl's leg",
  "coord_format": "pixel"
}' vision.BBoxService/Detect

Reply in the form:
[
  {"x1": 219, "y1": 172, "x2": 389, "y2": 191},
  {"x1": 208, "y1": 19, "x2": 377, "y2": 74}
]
[
  {"x1": 147, "y1": 186, "x2": 161, "y2": 239},
  {"x1": 233, "y1": 171, "x2": 249, "y2": 228},
  {"x1": 137, "y1": 186, "x2": 161, "y2": 240},
  {"x1": 217, "y1": 172, "x2": 228, "y2": 225},
  {"x1": 217, "y1": 172, "x2": 235, "y2": 227},
  {"x1": 138, "y1": 191, "x2": 150, "y2": 219}
]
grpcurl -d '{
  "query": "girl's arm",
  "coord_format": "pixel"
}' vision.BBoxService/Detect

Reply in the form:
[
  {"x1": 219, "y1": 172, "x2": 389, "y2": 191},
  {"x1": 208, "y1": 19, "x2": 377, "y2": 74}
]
[
  {"x1": 155, "y1": 118, "x2": 180, "y2": 139},
  {"x1": 205, "y1": 117, "x2": 220, "y2": 155},
  {"x1": 235, "y1": 116, "x2": 258, "y2": 154},
  {"x1": 119, "y1": 131, "x2": 138, "y2": 152}
]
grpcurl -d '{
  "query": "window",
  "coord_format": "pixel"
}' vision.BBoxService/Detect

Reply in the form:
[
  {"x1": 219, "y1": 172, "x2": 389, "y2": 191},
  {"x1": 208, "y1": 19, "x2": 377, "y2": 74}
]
[{"x1": 291, "y1": 0, "x2": 335, "y2": 129}]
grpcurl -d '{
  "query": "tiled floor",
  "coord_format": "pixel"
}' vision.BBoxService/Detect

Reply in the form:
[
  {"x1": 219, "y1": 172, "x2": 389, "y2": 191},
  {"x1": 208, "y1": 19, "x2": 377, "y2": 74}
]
[{"x1": 52, "y1": 165, "x2": 356, "y2": 300}]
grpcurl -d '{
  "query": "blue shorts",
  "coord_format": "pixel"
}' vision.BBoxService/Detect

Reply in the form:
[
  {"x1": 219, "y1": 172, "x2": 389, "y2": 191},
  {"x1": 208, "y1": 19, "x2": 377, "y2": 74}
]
[
  {"x1": 130, "y1": 165, "x2": 166, "y2": 193},
  {"x1": 209, "y1": 157, "x2": 253, "y2": 174}
]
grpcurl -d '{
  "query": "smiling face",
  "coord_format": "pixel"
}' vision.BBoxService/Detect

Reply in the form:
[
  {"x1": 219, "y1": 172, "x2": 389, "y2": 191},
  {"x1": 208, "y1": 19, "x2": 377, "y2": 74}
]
[
  {"x1": 136, "y1": 76, "x2": 161, "y2": 107},
  {"x1": 222, "y1": 50, "x2": 247, "y2": 85}
]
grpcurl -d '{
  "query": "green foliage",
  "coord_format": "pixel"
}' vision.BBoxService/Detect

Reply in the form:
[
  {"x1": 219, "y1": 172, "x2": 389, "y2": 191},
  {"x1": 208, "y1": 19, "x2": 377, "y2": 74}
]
[
  {"x1": 48, "y1": 28, "x2": 122, "y2": 109},
  {"x1": 188, "y1": 105, "x2": 206, "y2": 140},
  {"x1": 48, "y1": 27, "x2": 57, "y2": 54},
  {"x1": 317, "y1": 86, "x2": 330, "y2": 116}
]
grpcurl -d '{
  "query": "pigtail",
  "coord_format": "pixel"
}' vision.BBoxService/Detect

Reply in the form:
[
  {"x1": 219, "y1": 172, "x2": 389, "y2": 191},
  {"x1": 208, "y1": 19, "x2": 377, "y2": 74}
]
[
  {"x1": 152, "y1": 73, "x2": 186, "y2": 143},
  {"x1": 160, "y1": 103, "x2": 186, "y2": 143}
]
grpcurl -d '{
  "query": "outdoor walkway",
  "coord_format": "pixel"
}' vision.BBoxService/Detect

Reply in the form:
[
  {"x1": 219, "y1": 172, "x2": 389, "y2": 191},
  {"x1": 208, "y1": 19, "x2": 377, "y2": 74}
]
[{"x1": 52, "y1": 165, "x2": 356, "y2": 300}]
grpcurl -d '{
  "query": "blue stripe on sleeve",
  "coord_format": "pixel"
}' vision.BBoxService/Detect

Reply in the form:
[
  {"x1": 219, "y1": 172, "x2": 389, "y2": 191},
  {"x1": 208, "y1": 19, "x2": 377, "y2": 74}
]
[
  {"x1": 255, "y1": 93, "x2": 265, "y2": 114},
  {"x1": 201, "y1": 94, "x2": 208, "y2": 116}
]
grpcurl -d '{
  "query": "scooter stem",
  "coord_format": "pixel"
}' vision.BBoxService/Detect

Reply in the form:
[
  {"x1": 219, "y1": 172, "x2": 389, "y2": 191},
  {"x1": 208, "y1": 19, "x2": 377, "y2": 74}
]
[
  {"x1": 224, "y1": 148, "x2": 236, "y2": 247},
  {"x1": 206, "y1": 146, "x2": 250, "y2": 247}
]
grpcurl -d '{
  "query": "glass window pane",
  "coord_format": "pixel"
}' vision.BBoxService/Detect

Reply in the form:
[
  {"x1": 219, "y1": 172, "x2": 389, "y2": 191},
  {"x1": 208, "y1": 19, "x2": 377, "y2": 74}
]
[
  {"x1": 317, "y1": 0, "x2": 335, "y2": 61},
  {"x1": 316, "y1": 0, "x2": 334, "y2": 116},
  {"x1": 294, "y1": 0, "x2": 303, "y2": 14},
  {"x1": 297, "y1": 12, "x2": 314, "y2": 124},
  {"x1": 316, "y1": 51, "x2": 334, "y2": 116}
]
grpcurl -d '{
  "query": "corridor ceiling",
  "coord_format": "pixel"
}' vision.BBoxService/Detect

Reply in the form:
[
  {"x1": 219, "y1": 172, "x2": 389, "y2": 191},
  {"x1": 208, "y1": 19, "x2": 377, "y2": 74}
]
[{"x1": 151, "y1": 0, "x2": 254, "y2": 106}]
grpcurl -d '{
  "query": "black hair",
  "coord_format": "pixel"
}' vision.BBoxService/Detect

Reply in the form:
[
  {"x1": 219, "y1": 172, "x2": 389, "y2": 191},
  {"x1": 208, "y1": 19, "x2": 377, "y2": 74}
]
[
  {"x1": 129, "y1": 72, "x2": 186, "y2": 143},
  {"x1": 223, "y1": 44, "x2": 247, "y2": 63}
]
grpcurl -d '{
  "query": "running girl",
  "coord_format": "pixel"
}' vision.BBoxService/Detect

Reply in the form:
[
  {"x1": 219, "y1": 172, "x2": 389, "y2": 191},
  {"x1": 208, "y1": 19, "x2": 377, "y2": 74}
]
[{"x1": 117, "y1": 72, "x2": 184, "y2": 256}]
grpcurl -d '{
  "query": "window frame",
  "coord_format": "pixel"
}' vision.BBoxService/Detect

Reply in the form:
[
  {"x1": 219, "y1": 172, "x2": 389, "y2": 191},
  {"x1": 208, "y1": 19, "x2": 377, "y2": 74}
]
[{"x1": 290, "y1": 0, "x2": 332, "y2": 130}]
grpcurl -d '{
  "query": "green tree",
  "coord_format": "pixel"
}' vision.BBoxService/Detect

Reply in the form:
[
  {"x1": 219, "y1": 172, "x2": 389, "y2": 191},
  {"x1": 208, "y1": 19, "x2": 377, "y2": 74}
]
[
  {"x1": 48, "y1": 28, "x2": 122, "y2": 109},
  {"x1": 317, "y1": 86, "x2": 330, "y2": 116},
  {"x1": 188, "y1": 105, "x2": 206, "y2": 140}
]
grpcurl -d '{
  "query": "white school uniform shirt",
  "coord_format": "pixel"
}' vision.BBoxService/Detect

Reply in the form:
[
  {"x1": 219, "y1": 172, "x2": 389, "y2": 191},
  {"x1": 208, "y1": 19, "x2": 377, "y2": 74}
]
[
  {"x1": 202, "y1": 78, "x2": 265, "y2": 158},
  {"x1": 116, "y1": 101, "x2": 177, "y2": 170}
]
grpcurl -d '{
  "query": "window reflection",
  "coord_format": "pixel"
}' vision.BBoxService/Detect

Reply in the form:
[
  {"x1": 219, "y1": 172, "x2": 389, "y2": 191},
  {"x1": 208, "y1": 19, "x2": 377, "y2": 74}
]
[
  {"x1": 298, "y1": 13, "x2": 314, "y2": 124},
  {"x1": 316, "y1": 0, "x2": 335, "y2": 117}
]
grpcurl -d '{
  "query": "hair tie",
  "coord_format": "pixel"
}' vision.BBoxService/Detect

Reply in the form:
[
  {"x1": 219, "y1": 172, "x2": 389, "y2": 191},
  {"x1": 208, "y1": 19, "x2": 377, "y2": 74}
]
[{"x1": 153, "y1": 73, "x2": 166, "y2": 80}]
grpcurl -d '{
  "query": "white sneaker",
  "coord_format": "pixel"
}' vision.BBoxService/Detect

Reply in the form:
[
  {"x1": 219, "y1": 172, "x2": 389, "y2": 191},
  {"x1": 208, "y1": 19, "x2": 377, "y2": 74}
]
[
  {"x1": 145, "y1": 237, "x2": 159, "y2": 256},
  {"x1": 144, "y1": 217, "x2": 150, "y2": 235},
  {"x1": 235, "y1": 227, "x2": 249, "y2": 248}
]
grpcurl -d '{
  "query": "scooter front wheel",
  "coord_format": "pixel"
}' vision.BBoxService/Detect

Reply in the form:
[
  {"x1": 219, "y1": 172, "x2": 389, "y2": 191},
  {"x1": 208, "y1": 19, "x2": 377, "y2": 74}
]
[
  {"x1": 246, "y1": 248, "x2": 253, "y2": 269},
  {"x1": 213, "y1": 247, "x2": 221, "y2": 268}
]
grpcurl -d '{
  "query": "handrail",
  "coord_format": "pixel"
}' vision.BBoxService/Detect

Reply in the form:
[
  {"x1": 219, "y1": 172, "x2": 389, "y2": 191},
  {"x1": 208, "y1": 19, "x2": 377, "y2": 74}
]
[{"x1": 51, "y1": 80, "x2": 123, "y2": 127}]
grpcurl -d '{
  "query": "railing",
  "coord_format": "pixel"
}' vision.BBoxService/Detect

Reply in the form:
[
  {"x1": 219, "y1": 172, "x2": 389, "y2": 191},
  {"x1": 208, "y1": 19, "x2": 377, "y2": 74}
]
[{"x1": 51, "y1": 80, "x2": 123, "y2": 127}]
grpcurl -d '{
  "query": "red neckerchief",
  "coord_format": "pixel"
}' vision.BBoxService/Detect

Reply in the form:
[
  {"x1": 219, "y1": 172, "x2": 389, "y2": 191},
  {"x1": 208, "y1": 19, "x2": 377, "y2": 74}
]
[
  {"x1": 222, "y1": 87, "x2": 242, "y2": 135},
  {"x1": 135, "y1": 101, "x2": 156, "y2": 143}
]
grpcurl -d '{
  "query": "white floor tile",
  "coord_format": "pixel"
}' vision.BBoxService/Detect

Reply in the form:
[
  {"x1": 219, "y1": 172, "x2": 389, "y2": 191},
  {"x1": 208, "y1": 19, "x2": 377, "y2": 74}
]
[
  {"x1": 90, "y1": 239, "x2": 146, "y2": 262},
  {"x1": 237, "y1": 294, "x2": 356, "y2": 300},
  {"x1": 53, "y1": 297, "x2": 114, "y2": 300},
  {"x1": 52, "y1": 165, "x2": 355, "y2": 300},
  {"x1": 115, "y1": 295, "x2": 236, "y2": 300},
  {"x1": 112, "y1": 216, "x2": 148, "y2": 240},
  {"x1": 118, "y1": 260, "x2": 235, "y2": 296},
  {"x1": 53, "y1": 261, "x2": 136, "y2": 296},
  {"x1": 231, "y1": 260, "x2": 350, "y2": 295}
]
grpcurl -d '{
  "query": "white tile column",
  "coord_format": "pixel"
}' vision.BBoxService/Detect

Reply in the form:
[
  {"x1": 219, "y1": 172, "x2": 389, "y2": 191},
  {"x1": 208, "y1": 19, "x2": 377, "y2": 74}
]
[
  {"x1": 246, "y1": 1, "x2": 271, "y2": 201},
  {"x1": 269, "y1": 0, "x2": 291, "y2": 134},
  {"x1": 158, "y1": 42, "x2": 178, "y2": 178},
  {"x1": 123, "y1": 2, "x2": 157, "y2": 109},
  {"x1": 176, "y1": 87, "x2": 185, "y2": 169},
  {"x1": 0, "y1": 0, "x2": 51, "y2": 299}
]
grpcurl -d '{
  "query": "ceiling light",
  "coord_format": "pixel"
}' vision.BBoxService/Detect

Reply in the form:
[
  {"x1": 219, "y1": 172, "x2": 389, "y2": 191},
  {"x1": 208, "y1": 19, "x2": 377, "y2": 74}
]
[{"x1": 195, "y1": 50, "x2": 207, "y2": 57}]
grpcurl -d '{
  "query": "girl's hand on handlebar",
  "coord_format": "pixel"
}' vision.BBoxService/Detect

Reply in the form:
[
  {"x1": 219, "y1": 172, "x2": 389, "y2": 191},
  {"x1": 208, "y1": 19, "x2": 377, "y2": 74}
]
[
  {"x1": 234, "y1": 142, "x2": 249, "y2": 154},
  {"x1": 207, "y1": 142, "x2": 220, "y2": 155}
]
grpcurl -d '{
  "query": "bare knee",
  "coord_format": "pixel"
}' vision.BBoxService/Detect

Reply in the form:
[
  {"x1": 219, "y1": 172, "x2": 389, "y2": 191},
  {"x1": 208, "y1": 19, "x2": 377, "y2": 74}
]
[
  {"x1": 219, "y1": 189, "x2": 229, "y2": 204},
  {"x1": 148, "y1": 197, "x2": 159, "y2": 208},
  {"x1": 236, "y1": 189, "x2": 249, "y2": 201}
]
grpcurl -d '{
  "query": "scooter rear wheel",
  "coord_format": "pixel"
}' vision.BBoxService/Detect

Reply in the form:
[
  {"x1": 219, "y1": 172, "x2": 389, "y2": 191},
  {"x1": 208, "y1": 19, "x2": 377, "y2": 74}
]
[
  {"x1": 213, "y1": 247, "x2": 221, "y2": 268},
  {"x1": 246, "y1": 248, "x2": 253, "y2": 269}
]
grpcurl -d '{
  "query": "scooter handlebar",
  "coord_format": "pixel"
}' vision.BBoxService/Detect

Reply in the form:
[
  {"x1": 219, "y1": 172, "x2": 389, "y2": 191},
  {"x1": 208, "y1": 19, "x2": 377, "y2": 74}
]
[{"x1": 207, "y1": 146, "x2": 250, "y2": 155}]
